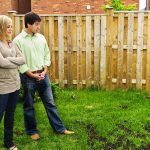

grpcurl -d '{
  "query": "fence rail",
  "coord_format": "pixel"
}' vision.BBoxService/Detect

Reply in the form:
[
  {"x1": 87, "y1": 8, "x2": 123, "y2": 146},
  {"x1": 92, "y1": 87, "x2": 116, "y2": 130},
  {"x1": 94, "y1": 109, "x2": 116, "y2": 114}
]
[{"x1": 8, "y1": 9, "x2": 150, "y2": 90}]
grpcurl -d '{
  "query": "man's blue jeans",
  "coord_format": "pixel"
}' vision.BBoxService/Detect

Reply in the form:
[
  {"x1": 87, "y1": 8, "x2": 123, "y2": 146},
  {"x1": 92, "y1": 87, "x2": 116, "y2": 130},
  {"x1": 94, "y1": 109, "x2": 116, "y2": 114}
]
[
  {"x1": 0, "y1": 90, "x2": 19, "y2": 148},
  {"x1": 20, "y1": 74, "x2": 66, "y2": 135}
]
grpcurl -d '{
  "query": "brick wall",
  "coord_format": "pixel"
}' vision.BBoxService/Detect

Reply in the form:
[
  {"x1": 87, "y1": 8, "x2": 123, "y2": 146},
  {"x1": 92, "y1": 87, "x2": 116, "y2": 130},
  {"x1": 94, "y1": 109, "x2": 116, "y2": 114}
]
[
  {"x1": 125, "y1": 0, "x2": 139, "y2": 8},
  {"x1": 0, "y1": 0, "x2": 12, "y2": 14},
  {"x1": 0, "y1": 0, "x2": 139, "y2": 15},
  {"x1": 11, "y1": 0, "x2": 18, "y2": 11},
  {"x1": 32, "y1": 0, "x2": 139, "y2": 14},
  {"x1": 32, "y1": 0, "x2": 105, "y2": 14}
]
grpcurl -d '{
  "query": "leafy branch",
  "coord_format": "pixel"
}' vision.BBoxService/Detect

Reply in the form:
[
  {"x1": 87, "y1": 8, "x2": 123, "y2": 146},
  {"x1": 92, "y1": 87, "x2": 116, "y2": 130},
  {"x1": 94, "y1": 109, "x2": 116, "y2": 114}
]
[{"x1": 102, "y1": 0, "x2": 136, "y2": 11}]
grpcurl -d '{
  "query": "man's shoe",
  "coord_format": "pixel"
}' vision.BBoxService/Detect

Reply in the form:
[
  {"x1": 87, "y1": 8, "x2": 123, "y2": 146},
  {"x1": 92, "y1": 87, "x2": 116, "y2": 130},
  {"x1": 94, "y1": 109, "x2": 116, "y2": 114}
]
[
  {"x1": 63, "y1": 130, "x2": 74, "y2": 135},
  {"x1": 31, "y1": 133, "x2": 40, "y2": 140}
]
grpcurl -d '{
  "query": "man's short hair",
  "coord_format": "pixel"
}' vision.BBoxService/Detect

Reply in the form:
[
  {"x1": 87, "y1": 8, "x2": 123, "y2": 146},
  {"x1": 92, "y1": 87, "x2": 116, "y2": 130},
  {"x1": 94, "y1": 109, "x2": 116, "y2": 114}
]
[{"x1": 24, "y1": 12, "x2": 41, "y2": 28}]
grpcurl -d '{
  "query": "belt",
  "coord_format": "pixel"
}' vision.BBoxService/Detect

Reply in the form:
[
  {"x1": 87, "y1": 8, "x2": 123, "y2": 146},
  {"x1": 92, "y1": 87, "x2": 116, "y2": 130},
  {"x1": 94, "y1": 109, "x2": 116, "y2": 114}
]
[{"x1": 32, "y1": 69, "x2": 44, "y2": 74}]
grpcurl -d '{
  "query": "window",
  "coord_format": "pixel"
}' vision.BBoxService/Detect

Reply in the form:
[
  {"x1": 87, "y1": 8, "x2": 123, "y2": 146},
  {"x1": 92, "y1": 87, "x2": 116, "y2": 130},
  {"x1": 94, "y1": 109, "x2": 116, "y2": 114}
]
[{"x1": 18, "y1": 0, "x2": 31, "y2": 14}]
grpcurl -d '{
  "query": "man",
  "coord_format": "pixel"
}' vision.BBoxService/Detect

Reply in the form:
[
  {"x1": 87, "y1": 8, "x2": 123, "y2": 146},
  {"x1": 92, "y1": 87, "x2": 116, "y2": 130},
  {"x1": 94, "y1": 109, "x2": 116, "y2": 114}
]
[{"x1": 13, "y1": 12, "x2": 74, "y2": 140}]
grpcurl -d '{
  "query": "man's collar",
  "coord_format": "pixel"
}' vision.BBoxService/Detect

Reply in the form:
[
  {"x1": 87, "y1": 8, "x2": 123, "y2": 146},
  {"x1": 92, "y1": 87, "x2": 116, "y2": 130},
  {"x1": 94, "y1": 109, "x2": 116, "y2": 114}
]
[
  {"x1": 21, "y1": 30, "x2": 38, "y2": 37},
  {"x1": 21, "y1": 30, "x2": 28, "y2": 37}
]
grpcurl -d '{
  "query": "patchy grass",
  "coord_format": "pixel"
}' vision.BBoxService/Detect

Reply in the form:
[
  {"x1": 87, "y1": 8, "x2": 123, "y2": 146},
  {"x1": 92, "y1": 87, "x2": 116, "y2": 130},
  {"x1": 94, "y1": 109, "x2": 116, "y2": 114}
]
[{"x1": 1, "y1": 88, "x2": 150, "y2": 149}]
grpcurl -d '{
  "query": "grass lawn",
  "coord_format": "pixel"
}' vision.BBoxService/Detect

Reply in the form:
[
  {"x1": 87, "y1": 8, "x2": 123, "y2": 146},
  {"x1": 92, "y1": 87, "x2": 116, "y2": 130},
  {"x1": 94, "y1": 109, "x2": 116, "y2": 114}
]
[{"x1": 1, "y1": 88, "x2": 150, "y2": 150}]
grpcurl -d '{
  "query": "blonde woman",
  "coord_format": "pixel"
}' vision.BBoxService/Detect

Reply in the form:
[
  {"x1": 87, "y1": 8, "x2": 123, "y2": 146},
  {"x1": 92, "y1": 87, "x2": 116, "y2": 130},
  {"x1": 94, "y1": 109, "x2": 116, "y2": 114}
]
[{"x1": 0, "y1": 15, "x2": 25, "y2": 150}]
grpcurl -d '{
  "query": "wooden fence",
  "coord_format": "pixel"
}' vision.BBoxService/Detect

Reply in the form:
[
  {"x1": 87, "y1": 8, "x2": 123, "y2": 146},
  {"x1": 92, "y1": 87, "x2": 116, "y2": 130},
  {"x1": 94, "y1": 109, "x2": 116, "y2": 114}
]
[{"x1": 8, "y1": 9, "x2": 150, "y2": 90}]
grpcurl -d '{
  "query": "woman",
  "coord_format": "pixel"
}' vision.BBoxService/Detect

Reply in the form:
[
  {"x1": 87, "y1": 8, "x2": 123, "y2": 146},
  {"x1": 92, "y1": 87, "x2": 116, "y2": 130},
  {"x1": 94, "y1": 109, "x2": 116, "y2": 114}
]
[{"x1": 0, "y1": 15, "x2": 25, "y2": 150}]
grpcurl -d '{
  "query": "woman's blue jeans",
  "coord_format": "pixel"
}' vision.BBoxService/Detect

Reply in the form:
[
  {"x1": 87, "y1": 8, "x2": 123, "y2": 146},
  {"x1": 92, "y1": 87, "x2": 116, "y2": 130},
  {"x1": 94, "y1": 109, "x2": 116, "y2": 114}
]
[
  {"x1": 0, "y1": 90, "x2": 19, "y2": 148},
  {"x1": 20, "y1": 74, "x2": 66, "y2": 135}
]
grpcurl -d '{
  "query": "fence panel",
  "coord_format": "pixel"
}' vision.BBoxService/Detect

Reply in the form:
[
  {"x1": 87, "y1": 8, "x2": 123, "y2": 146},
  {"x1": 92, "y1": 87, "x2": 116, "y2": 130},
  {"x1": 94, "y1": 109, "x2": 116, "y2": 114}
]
[{"x1": 8, "y1": 10, "x2": 150, "y2": 91}]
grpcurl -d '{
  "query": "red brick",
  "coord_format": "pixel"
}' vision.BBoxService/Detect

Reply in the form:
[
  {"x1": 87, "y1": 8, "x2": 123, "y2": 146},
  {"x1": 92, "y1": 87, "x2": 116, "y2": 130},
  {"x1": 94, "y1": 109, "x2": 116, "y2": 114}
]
[{"x1": 0, "y1": 0, "x2": 139, "y2": 15}]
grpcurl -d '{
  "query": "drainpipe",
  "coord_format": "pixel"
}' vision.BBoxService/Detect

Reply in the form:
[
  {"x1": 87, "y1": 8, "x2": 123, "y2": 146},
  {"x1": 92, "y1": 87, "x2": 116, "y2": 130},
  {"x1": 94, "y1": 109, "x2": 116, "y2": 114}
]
[{"x1": 147, "y1": 0, "x2": 149, "y2": 10}]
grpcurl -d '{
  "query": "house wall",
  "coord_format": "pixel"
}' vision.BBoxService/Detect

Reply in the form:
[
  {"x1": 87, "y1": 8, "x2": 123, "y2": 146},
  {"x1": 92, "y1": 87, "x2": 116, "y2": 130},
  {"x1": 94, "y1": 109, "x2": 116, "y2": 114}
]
[
  {"x1": 11, "y1": 0, "x2": 18, "y2": 11},
  {"x1": 0, "y1": 0, "x2": 12, "y2": 14},
  {"x1": 126, "y1": 0, "x2": 139, "y2": 8},
  {"x1": 32, "y1": 0, "x2": 105, "y2": 14},
  {"x1": 32, "y1": 0, "x2": 139, "y2": 14},
  {"x1": 0, "y1": 0, "x2": 139, "y2": 15}
]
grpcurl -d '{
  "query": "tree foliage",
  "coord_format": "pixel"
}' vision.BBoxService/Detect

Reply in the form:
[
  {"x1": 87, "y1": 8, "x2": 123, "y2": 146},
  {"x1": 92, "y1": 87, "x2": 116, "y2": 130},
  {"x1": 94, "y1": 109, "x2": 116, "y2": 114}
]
[{"x1": 102, "y1": 0, "x2": 136, "y2": 11}]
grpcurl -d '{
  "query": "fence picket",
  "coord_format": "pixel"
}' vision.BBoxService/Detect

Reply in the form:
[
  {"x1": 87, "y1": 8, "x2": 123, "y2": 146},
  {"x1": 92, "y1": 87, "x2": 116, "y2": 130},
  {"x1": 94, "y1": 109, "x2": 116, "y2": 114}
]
[
  {"x1": 86, "y1": 16, "x2": 91, "y2": 87},
  {"x1": 100, "y1": 16, "x2": 106, "y2": 86},
  {"x1": 76, "y1": 16, "x2": 83, "y2": 89},
  {"x1": 146, "y1": 12, "x2": 150, "y2": 90},
  {"x1": 14, "y1": 16, "x2": 20, "y2": 35},
  {"x1": 117, "y1": 13, "x2": 124, "y2": 87},
  {"x1": 127, "y1": 13, "x2": 134, "y2": 88},
  {"x1": 58, "y1": 16, "x2": 64, "y2": 87},
  {"x1": 106, "y1": 8, "x2": 113, "y2": 89},
  {"x1": 49, "y1": 17, "x2": 55, "y2": 80},
  {"x1": 94, "y1": 16, "x2": 100, "y2": 87},
  {"x1": 136, "y1": 13, "x2": 144, "y2": 89},
  {"x1": 67, "y1": 16, "x2": 73, "y2": 86}
]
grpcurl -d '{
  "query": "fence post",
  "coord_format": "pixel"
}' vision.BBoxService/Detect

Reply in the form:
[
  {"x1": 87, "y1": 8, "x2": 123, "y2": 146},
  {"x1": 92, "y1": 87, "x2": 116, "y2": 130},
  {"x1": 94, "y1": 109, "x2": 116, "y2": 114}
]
[
  {"x1": 105, "y1": 7, "x2": 113, "y2": 89},
  {"x1": 8, "y1": 11, "x2": 17, "y2": 39}
]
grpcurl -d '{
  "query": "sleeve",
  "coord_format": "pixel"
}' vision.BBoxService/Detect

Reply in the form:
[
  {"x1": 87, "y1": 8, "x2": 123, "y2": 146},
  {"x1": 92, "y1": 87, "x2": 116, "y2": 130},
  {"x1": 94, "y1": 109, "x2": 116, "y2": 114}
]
[
  {"x1": 0, "y1": 52, "x2": 18, "y2": 68},
  {"x1": 44, "y1": 38, "x2": 51, "y2": 66},
  {"x1": 7, "y1": 43, "x2": 25, "y2": 65},
  {"x1": 13, "y1": 38, "x2": 30, "y2": 74}
]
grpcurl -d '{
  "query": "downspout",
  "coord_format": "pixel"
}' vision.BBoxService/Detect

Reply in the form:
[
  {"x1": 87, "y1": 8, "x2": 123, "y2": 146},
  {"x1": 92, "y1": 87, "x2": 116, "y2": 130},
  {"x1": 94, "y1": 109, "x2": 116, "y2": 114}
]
[{"x1": 147, "y1": 0, "x2": 149, "y2": 10}]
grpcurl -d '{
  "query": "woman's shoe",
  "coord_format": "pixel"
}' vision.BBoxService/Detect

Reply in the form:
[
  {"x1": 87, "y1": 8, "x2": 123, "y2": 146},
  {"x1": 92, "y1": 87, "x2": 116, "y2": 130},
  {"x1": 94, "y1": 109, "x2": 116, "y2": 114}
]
[{"x1": 9, "y1": 145, "x2": 18, "y2": 150}]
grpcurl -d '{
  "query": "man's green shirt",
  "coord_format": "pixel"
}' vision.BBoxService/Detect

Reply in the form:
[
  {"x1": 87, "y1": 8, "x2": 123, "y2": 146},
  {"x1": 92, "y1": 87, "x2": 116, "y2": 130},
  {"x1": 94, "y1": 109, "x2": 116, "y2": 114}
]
[{"x1": 13, "y1": 30, "x2": 51, "y2": 73}]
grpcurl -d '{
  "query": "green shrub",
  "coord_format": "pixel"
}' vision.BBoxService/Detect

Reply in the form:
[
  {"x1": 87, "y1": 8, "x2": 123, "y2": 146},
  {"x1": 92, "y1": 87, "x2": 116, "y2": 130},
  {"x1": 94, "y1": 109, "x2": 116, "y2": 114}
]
[
  {"x1": 102, "y1": 0, "x2": 136, "y2": 11},
  {"x1": 50, "y1": 82, "x2": 62, "y2": 100},
  {"x1": 19, "y1": 82, "x2": 62, "y2": 102}
]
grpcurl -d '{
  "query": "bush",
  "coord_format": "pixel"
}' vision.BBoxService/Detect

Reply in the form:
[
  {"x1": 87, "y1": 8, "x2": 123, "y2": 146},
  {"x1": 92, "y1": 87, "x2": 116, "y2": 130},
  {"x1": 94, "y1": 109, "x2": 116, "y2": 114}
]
[
  {"x1": 51, "y1": 82, "x2": 62, "y2": 100},
  {"x1": 102, "y1": 0, "x2": 136, "y2": 11},
  {"x1": 19, "y1": 82, "x2": 62, "y2": 102}
]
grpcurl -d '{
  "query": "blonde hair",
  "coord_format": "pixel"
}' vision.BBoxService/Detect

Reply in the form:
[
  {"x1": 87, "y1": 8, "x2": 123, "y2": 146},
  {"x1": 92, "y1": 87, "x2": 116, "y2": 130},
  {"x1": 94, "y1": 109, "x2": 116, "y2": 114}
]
[{"x1": 0, "y1": 15, "x2": 12, "y2": 40}]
